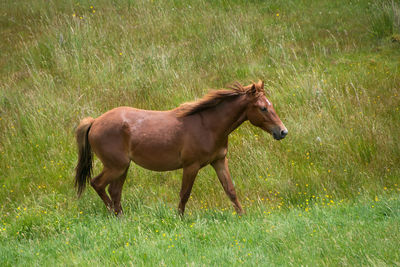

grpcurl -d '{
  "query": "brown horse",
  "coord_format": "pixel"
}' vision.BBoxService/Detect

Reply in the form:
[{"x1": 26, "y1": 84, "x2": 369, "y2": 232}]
[{"x1": 75, "y1": 81, "x2": 287, "y2": 216}]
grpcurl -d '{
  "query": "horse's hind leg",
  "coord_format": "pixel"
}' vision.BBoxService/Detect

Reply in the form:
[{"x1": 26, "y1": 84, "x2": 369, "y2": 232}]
[
  {"x1": 108, "y1": 166, "x2": 129, "y2": 216},
  {"x1": 90, "y1": 170, "x2": 113, "y2": 211},
  {"x1": 90, "y1": 167, "x2": 128, "y2": 213}
]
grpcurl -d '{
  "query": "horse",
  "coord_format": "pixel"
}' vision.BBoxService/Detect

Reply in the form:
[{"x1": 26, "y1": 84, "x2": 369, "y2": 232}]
[{"x1": 74, "y1": 81, "x2": 288, "y2": 216}]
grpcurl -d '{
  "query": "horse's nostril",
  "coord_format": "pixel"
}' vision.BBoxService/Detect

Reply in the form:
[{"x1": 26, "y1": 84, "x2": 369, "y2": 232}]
[{"x1": 281, "y1": 129, "x2": 288, "y2": 137}]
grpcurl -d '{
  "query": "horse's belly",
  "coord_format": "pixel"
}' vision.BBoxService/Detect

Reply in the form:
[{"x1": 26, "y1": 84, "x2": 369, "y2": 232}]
[
  {"x1": 131, "y1": 153, "x2": 182, "y2": 171},
  {"x1": 129, "y1": 141, "x2": 183, "y2": 171}
]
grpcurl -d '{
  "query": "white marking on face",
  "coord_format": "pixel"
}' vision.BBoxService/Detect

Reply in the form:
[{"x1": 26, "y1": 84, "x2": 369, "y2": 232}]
[{"x1": 266, "y1": 99, "x2": 271, "y2": 106}]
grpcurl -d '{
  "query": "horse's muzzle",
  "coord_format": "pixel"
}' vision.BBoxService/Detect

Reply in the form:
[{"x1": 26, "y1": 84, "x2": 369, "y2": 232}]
[{"x1": 273, "y1": 129, "x2": 288, "y2": 140}]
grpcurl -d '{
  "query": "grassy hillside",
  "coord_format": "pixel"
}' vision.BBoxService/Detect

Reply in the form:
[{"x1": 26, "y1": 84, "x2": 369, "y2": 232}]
[{"x1": 1, "y1": 0, "x2": 399, "y2": 265}]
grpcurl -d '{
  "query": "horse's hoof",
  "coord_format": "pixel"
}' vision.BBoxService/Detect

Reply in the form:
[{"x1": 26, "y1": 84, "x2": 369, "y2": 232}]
[
  {"x1": 237, "y1": 210, "x2": 245, "y2": 216},
  {"x1": 114, "y1": 210, "x2": 124, "y2": 217}
]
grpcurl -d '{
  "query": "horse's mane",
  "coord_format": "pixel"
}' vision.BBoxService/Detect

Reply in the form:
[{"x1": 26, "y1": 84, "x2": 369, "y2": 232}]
[{"x1": 176, "y1": 82, "x2": 263, "y2": 117}]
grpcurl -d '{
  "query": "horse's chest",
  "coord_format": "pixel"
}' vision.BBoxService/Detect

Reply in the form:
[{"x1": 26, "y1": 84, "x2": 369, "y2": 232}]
[
  {"x1": 182, "y1": 135, "x2": 227, "y2": 166},
  {"x1": 200, "y1": 147, "x2": 227, "y2": 167}
]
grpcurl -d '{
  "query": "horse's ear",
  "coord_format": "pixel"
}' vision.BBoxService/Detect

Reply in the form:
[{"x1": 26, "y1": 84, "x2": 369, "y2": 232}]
[
  {"x1": 249, "y1": 83, "x2": 257, "y2": 95},
  {"x1": 259, "y1": 80, "x2": 264, "y2": 90}
]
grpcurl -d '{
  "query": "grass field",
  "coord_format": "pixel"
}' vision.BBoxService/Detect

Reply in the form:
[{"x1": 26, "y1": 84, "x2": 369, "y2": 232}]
[{"x1": 1, "y1": 0, "x2": 400, "y2": 265}]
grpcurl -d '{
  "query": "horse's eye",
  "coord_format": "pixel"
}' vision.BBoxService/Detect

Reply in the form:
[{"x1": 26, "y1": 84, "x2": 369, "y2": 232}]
[{"x1": 260, "y1": 107, "x2": 268, "y2": 112}]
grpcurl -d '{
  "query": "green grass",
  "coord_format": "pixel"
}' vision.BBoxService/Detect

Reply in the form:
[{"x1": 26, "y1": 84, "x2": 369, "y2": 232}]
[
  {"x1": 1, "y1": 0, "x2": 400, "y2": 265},
  {"x1": 1, "y1": 195, "x2": 400, "y2": 266}
]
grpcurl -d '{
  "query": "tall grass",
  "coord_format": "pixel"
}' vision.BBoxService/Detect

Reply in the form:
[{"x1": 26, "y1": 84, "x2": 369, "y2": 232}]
[
  {"x1": 0, "y1": 0, "x2": 399, "y2": 265},
  {"x1": 370, "y1": 0, "x2": 400, "y2": 38}
]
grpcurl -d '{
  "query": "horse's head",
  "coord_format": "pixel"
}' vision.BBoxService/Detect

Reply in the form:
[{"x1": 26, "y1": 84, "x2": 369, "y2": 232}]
[{"x1": 245, "y1": 81, "x2": 288, "y2": 140}]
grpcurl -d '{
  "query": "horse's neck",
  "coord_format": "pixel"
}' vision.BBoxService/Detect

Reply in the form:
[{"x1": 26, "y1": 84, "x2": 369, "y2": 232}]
[{"x1": 206, "y1": 95, "x2": 248, "y2": 139}]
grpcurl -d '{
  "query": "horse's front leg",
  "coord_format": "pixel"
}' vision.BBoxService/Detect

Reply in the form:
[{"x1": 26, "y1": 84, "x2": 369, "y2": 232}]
[
  {"x1": 178, "y1": 163, "x2": 200, "y2": 216},
  {"x1": 211, "y1": 157, "x2": 244, "y2": 215}
]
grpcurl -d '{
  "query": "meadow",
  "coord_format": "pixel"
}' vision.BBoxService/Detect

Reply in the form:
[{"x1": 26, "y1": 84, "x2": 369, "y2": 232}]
[{"x1": 1, "y1": 0, "x2": 400, "y2": 265}]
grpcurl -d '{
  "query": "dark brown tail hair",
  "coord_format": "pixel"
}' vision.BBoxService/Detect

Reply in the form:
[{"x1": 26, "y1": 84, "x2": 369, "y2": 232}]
[{"x1": 74, "y1": 117, "x2": 95, "y2": 197}]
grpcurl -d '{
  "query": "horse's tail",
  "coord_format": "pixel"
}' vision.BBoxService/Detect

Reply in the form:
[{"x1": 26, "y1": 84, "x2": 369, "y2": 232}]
[{"x1": 74, "y1": 117, "x2": 95, "y2": 197}]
